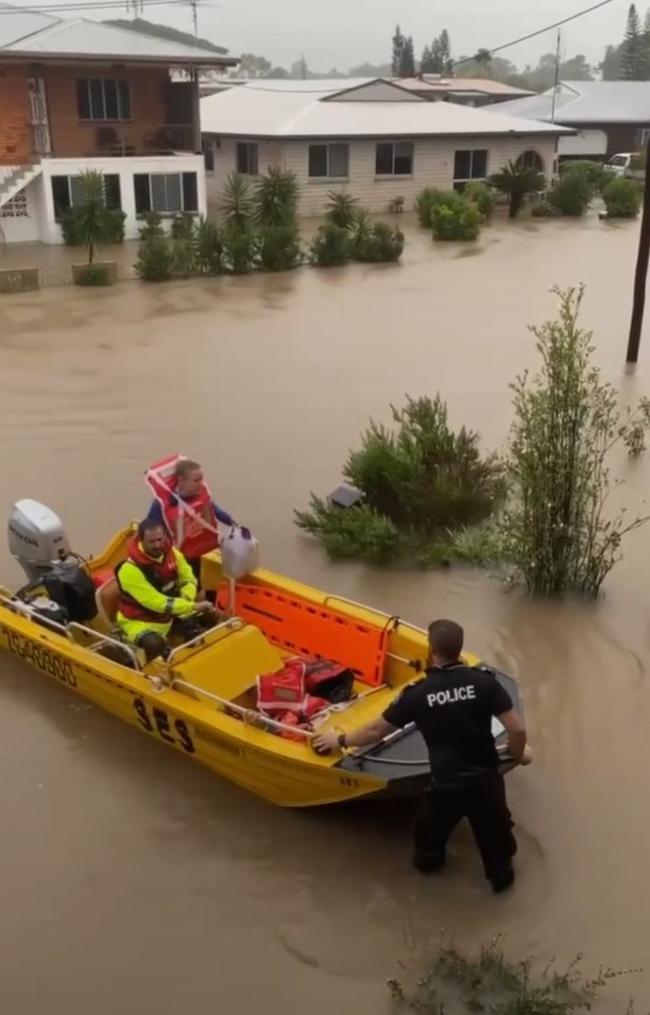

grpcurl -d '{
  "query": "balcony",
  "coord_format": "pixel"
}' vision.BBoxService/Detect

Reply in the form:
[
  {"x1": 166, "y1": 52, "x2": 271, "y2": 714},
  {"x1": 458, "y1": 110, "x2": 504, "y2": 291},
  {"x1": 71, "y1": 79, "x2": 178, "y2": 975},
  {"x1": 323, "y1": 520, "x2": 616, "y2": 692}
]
[{"x1": 34, "y1": 122, "x2": 200, "y2": 160}]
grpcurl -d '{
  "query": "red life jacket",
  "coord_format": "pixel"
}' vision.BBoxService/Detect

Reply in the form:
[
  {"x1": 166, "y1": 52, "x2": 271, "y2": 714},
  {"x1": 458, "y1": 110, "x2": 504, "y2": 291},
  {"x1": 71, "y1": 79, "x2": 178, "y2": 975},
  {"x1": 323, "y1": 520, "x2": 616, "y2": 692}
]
[
  {"x1": 116, "y1": 537, "x2": 180, "y2": 623},
  {"x1": 256, "y1": 656, "x2": 355, "y2": 731},
  {"x1": 146, "y1": 454, "x2": 220, "y2": 561}
]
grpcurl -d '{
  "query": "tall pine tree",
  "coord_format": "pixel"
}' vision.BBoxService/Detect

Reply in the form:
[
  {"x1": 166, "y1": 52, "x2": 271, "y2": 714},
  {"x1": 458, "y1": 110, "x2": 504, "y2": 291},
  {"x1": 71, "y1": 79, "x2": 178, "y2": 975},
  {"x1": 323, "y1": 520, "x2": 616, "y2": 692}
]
[
  {"x1": 401, "y1": 35, "x2": 416, "y2": 76},
  {"x1": 621, "y1": 4, "x2": 645, "y2": 78},
  {"x1": 391, "y1": 24, "x2": 406, "y2": 76}
]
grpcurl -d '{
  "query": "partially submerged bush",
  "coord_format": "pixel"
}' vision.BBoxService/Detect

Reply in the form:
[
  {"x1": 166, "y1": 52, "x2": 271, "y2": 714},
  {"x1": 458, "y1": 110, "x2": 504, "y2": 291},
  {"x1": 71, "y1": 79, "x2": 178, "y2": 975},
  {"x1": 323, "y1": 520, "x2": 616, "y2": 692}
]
[
  {"x1": 138, "y1": 212, "x2": 164, "y2": 240},
  {"x1": 415, "y1": 187, "x2": 459, "y2": 228},
  {"x1": 74, "y1": 264, "x2": 111, "y2": 286},
  {"x1": 560, "y1": 159, "x2": 609, "y2": 197},
  {"x1": 294, "y1": 497, "x2": 400, "y2": 564},
  {"x1": 309, "y1": 223, "x2": 350, "y2": 266},
  {"x1": 464, "y1": 181, "x2": 494, "y2": 220},
  {"x1": 431, "y1": 199, "x2": 482, "y2": 241},
  {"x1": 258, "y1": 223, "x2": 302, "y2": 270},
  {"x1": 603, "y1": 176, "x2": 641, "y2": 218},
  {"x1": 502, "y1": 285, "x2": 650, "y2": 597},
  {"x1": 326, "y1": 191, "x2": 358, "y2": 229},
  {"x1": 195, "y1": 218, "x2": 225, "y2": 274},
  {"x1": 389, "y1": 937, "x2": 639, "y2": 1013},
  {"x1": 135, "y1": 234, "x2": 173, "y2": 282},
  {"x1": 296, "y1": 395, "x2": 504, "y2": 566},
  {"x1": 489, "y1": 160, "x2": 545, "y2": 218},
  {"x1": 223, "y1": 222, "x2": 258, "y2": 273},
  {"x1": 353, "y1": 221, "x2": 404, "y2": 263},
  {"x1": 548, "y1": 173, "x2": 592, "y2": 216}
]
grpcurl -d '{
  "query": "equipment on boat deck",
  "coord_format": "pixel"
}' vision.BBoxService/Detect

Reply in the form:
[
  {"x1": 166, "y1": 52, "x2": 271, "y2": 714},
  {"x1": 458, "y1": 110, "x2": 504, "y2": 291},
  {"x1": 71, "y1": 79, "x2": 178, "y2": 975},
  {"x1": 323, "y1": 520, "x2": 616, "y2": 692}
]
[{"x1": 8, "y1": 499, "x2": 97, "y2": 623}]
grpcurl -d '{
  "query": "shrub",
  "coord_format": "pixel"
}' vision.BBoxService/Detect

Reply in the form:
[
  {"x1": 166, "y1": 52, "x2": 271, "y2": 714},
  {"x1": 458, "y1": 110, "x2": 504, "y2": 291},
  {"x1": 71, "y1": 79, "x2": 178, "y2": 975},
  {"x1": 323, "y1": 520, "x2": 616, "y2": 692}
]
[
  {"x1": 560, "y1": 159, "x2": 609, "y2": 197},
  {"x1": 388, "y1": 196, "x2": 405, "y2": 215},
  {"x1": 61, "y1": 206, "x2": 126, "y2": 247},
  {"x1": 294, "y1": 497, "x2": 400, "y2": 564},
  {"x1": 548, "y1": 173, "x2": 592, "y2": 215},
  {"x1": 195, "y1": 218, "x2": 225, "y2": 274},
  {"x1": 220, "y1": 172, "x2": 256, "y2": 228},
  {"x1": 531, "y1": 199, "x2": 559, "y2": 218},
  {"x1": 347, "y1": 207, "x2": 372, "y2": 255},
  {"x1": 135, "y1": 234, "x2": 173, "y2": 282},
  {"x1": 75, "y1": 264, "x2": 111, "y2": 286},
  {"x1": 138, "y1": 212, "x2": 164, "y2": 240},
  {"x1": 223, "y1": 222, "x2": 258, "y2": 273},
  {"x1": 603, "y1": 176, "x2": 641, "y2": 218},
  {"x1": 170, "y1": 213, "x2": 196, "y2": 240},
  {"x1": 171, "y1": 236, "x2": 197, "y2": 277},
  {"x1": 353, "y1": 221, "x2": 404, "y2": 262},
  {"x1": 345, "y1": 395, "x2": 504, "y2": 535},
  {"x1": 431, "y1": 200, "x2": 482, "y2": 241},
  {"x1": 464, "y1": 181, "x2": 494, "y2": 220},
  {"x1": 258, "y1": 223, "x2": 302, "y2": 271},
  {"x1": 255, "y1": 168, "x2": 299, "y2": 228},
  {"x1": 415, "y1": 187, "x2": 460, "y2": 227},
  {"x1": 489, "y1": 160, "x2": 545, "y2": 218},
  {"x1": 502, "y1": 285, "x2": 650, "y2": 597},
  {"x1": 389, "y1": 938, "x2": 639, "y2": 1013},
  {"x1": 309, "y1": 223, "x2": 350, "y2": 266},
  {"x1": 326, "y1": 191, "x2": 359, "y2": 229}
]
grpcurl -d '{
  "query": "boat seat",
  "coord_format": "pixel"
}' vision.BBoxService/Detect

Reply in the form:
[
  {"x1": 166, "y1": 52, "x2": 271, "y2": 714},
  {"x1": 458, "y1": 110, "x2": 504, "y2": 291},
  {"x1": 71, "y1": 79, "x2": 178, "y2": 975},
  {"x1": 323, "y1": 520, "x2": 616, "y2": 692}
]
[
  {"x1": 95, "y1": 577, "x2": 120, "y2": 626},
  {"x1": 177, "y1": 625, "x2": 284, "y2": 702}
]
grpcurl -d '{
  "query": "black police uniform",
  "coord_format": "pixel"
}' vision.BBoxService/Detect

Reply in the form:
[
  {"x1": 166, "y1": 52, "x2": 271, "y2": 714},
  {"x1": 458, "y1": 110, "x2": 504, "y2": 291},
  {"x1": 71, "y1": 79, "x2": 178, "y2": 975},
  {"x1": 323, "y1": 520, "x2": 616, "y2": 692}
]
[{"x1": 383, "y1": 661, "x2": 517, "y2": 890}]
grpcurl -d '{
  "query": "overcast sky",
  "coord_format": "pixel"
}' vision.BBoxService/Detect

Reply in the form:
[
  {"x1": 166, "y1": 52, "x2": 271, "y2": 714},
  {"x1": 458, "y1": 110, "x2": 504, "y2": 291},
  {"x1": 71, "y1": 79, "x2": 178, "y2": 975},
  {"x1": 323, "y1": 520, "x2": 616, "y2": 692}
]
[{"x1": 17, "y1": 0, "x2": 632, "y2": 70}]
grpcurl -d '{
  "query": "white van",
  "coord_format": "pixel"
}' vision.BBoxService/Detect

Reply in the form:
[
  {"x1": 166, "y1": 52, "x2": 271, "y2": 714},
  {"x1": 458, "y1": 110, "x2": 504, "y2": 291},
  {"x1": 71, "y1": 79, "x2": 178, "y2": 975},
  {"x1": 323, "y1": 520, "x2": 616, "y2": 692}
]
[{"x1": 604, "y1": 153, "x2": 641, "y2": 178}]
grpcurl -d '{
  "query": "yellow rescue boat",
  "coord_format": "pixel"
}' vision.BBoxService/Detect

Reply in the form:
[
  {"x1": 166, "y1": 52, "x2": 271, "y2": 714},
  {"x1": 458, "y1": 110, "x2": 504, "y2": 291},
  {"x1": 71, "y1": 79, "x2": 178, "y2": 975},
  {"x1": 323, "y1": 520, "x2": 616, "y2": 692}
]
[{"x1": 0, "y1": 518, "x2": 521, "y2": 808}]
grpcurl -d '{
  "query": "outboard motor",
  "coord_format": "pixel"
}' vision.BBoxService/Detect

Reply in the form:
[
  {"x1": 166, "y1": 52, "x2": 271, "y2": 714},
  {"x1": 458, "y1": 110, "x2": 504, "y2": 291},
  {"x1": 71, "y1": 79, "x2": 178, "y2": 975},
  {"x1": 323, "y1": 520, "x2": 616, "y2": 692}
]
[{"x1": 8, "y1": 499, "x2": 97, "y2": 623}]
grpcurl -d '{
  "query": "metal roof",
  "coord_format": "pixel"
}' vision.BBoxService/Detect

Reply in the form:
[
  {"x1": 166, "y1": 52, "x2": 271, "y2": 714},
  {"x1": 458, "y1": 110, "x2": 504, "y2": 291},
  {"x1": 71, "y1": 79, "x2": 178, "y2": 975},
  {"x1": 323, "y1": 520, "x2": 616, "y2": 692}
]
[
  {"x1": 396, "y1": 77, "x2": 534, "y2": 97},
  {"x1": 493, "y1": 81, "x2": 650, "y2": 124},
  {"x1": 0, "y1": 3, "x2": 235, "y2": 65},
  {"x1": 200, "y1": 79, "x2": 570, "y2": 139}
]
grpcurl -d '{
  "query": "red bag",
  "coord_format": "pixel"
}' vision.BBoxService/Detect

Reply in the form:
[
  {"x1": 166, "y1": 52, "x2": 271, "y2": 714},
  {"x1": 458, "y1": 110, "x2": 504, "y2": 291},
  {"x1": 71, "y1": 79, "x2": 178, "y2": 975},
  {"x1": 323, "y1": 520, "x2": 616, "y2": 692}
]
[{"x1": 256, "y1": 656, "x2": 354, "y2": 724}]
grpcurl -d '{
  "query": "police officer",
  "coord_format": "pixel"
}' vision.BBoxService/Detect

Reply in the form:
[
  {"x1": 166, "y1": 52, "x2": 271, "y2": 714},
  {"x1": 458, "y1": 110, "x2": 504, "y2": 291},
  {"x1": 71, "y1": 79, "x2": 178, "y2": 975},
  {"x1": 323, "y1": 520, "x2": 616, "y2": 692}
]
[{"x1": 312, "y1": 619, "x2": 528, "y2": 893}]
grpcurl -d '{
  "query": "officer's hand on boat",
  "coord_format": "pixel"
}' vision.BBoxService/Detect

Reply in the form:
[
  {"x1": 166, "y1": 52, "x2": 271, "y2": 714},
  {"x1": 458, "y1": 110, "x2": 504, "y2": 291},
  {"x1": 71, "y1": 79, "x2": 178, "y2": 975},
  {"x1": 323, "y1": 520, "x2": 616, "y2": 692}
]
[{"x1": 312, "y1": 730, "x2": 340, "y2": 755}]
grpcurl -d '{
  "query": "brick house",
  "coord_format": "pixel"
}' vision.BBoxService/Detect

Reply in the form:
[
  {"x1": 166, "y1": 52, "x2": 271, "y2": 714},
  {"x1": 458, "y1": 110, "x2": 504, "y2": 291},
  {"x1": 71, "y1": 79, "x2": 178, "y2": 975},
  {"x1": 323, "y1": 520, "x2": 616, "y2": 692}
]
[{"x1": 0, "y1": 5, "x2": 236, "y2": 244}]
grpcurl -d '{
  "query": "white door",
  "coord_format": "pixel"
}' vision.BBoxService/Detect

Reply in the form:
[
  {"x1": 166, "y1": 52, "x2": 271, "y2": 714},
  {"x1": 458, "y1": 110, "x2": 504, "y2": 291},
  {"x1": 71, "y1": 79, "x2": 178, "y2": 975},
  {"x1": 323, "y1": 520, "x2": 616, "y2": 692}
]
[{"x1": 27, "y1": 77, "x2": 51, "y2": 155}]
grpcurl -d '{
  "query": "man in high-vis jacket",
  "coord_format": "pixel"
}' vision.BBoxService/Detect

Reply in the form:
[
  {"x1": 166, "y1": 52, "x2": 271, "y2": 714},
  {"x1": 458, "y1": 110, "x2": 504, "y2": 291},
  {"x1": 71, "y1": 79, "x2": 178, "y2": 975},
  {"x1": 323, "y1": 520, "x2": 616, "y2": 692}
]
[{"x1": 115, "y1": 519, "x2": 212, "y2": 662}]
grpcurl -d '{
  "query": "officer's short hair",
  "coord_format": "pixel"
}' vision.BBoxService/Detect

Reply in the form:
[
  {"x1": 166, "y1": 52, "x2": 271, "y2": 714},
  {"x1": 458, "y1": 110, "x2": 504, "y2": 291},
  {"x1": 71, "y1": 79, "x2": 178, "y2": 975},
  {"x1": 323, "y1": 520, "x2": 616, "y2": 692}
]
[
  {"x1": 428, "y1": 619, "x2": 464, "y2": 661},
  {"x1": 138, "y1": 519, "x2": 166, "y2": 541}
]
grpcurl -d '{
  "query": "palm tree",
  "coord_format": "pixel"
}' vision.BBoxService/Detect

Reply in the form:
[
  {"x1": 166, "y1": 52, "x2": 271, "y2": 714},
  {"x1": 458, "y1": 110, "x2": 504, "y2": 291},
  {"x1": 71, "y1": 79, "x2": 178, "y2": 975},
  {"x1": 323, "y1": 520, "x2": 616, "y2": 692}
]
[
  {"x1": 220, "y1": 172, "x2": 255, "y2": 228},
  {"x1": 325, "y1": 191, "x2": 359, "y2": 229},
  {"x1": 488, "y1": 160, "x2": 545, "y2": 219},
  {"x1": 255, "y1": 168, "x2": 299, "y2": 228},
  {"x1": 74, "y1": 170, "x2": 106, "y2": 263}
]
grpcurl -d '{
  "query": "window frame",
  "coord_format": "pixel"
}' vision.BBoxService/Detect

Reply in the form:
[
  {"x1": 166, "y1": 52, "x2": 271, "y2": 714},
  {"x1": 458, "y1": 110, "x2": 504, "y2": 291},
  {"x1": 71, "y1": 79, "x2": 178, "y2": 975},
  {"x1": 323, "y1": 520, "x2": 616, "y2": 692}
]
[
  {"x1": 307, "y1": 142, "x2": 350, "y2": 180},
  {"x1": 236, "y1": 141, "x2": 259, "y2": 176},
  {"x1": 133, "y1": 172, "x2": 199, "y2": 216},
  {"x1": 51, "y1": 173, "x2": 121, "y2": 222},
  {"x1": 76, "y1": 77, "x2": 132, "y2": 122},
  {"x1": 375, "y1": 141, "x2": 414, "y2": 177},
  {"x1": 453, "y1": 148, "x2": 489, "y2": 190}
]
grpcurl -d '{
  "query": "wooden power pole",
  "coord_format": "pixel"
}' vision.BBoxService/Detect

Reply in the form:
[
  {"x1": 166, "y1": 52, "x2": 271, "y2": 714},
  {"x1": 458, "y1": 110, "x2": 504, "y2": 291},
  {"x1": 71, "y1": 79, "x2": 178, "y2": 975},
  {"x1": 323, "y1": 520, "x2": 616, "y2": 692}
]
[{"x1": 626, "y1": 136, "x2": 650, "y2": 364}]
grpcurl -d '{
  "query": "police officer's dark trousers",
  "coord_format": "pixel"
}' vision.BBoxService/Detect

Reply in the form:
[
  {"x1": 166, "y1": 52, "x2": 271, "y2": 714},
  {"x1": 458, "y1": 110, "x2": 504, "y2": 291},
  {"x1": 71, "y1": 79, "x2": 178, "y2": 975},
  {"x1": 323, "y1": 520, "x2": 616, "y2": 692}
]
[{"x1": 413, "y1": 769, "x2": 516, "y2": 884}]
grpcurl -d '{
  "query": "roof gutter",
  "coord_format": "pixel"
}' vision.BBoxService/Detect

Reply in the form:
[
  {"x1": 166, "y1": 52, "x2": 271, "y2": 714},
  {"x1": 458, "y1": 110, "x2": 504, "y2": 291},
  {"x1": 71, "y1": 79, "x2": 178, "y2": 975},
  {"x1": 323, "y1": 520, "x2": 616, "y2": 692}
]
[
  {"x1": 0, "y1": 50, "x2": 238, "y2": 67},
  {"x1": 202, "y1": 127, "x2": 576, "y2": 140}
]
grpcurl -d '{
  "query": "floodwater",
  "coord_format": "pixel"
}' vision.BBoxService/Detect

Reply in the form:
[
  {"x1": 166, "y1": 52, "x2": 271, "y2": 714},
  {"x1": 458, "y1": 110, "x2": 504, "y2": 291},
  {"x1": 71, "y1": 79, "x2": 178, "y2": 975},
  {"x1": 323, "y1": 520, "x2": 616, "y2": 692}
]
[{"x1": 1, "y1": 214, "x2": 650, "y2": 1013}]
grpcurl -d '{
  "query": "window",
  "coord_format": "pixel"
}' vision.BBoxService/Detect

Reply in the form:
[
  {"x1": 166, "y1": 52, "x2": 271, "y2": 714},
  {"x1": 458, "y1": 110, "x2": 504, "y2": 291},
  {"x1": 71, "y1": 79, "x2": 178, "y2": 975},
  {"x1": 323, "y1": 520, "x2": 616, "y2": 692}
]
[
  {"x1": 76, "y1": 78, "x2": 131, "y2": 121},
  {"x1": 375, "y1": 142, "x2": 414, "y2": 176},
  {"x1": 453, "y1": 149, "x2": 488, "y2": 189},
  {"x1": 308, "y1": 143, "x2": 349, "y2": 179},
  {"x1": 516, "y1": 149, "x2": 544, "y2": 172},
  {"x1": 236, "y1": 142, "x2": 259, "y2": 175},
  {"x1": 133, "y1": 172, "x2": 198, "y2": 215},
  {"x1": 203, "y1": 138, "x2": 215, "y2": 173},
  {"x1": 637, "y1": 128, "x2": 650, "y2": 147},
  {"x1": 51, "y1": 174, "x2": 121, "y2": 221}
]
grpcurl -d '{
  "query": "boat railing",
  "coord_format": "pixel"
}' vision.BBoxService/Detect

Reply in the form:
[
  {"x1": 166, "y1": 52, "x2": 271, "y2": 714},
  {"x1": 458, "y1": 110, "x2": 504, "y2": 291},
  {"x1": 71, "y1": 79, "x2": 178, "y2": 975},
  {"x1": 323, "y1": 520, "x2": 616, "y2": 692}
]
[
  {"x1": 170, "y1": 677, "x2": 316, "y2": 741},
  {"x1": 0, "y1": 592, "x2": 143, "y2": 672},
  {"x1": 67, "y1": 622, "x2": 142, "y2": 672},
  {"x1": 166, "y1": 616, "x2": 245, "y2": 666}
]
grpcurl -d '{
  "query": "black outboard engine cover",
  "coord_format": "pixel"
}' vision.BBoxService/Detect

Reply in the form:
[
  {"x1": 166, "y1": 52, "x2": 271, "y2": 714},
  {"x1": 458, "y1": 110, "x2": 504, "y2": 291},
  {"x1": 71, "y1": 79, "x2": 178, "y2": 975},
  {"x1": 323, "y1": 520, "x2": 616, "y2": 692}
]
[{"x1": 39, "y1": 569, "x2": 97, "y2": 623}]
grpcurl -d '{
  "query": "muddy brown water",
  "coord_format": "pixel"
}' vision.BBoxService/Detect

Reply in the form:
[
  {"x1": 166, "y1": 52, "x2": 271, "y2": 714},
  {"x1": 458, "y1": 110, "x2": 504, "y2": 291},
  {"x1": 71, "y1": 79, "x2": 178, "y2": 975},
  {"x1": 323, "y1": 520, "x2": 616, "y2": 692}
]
[{"x1": 1, "y1": 215, "x2": 650, "y2": 1014}]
